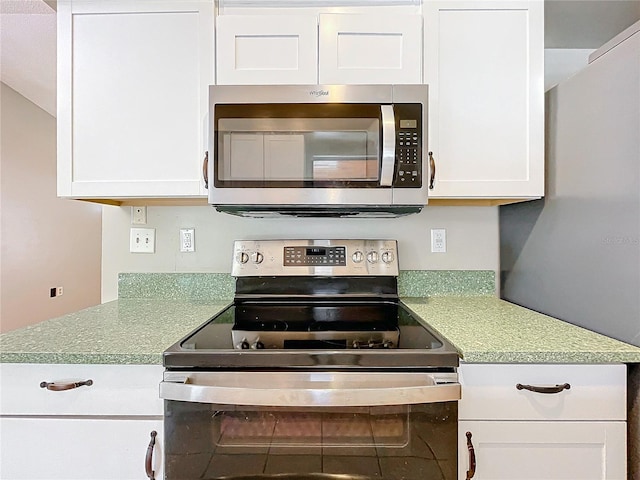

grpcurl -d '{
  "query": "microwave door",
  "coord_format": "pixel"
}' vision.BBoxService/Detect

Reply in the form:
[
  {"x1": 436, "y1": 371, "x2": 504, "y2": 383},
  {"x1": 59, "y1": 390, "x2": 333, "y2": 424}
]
[{"x1": 380, "y1": 105, "x2": 395, "y2": 187}]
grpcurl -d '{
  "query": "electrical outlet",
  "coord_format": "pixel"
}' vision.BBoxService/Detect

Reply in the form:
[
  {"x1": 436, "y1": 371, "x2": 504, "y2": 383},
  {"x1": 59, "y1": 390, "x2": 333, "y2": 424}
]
[
  {"x1": 180, "y1": 228, "x2": 195, "y2": 252},
  {"x1": 130, "y1": 228, "x2": 155, "y2": 253},
  {"x1": 431, "y1": 228, "x2": 447, "y2": 253},
  {"x1": 131, "y1": 206, "x2": 147, "y2": 225},
  {"x1": 50, "y1": 286, "x2": 64, "y2": 297}
]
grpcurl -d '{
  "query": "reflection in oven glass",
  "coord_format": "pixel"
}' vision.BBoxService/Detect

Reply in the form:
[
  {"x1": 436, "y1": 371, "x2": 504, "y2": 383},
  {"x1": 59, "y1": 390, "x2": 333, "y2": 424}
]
[{"x1": 164, "y1": 401, "x2": 457, "y2": 480}]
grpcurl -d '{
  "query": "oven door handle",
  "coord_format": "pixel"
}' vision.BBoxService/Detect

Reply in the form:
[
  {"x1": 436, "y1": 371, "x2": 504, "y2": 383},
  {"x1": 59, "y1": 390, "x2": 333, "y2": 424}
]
[
  {"x1": 160, "y1": 372, "x2": 460, "y2": 407},
  {"x1": 380, "y1": 105, "x2": 395, "y2": 187}
]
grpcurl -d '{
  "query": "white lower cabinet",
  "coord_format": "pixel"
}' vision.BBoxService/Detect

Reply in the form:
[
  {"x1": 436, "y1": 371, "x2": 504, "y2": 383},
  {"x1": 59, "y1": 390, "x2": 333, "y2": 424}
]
[
  {"x1": 0, "y1": 364, "x2": 164, "y2": 480},
  {"x1": 459, "y1": 363, "x2": 628, "y2": 479},
  {"x1": 0, "y1": 418, "x2": 164, "y2": 480},
  {"x1": 459, "y1": 421, "x2": 626, "y2": 480}
]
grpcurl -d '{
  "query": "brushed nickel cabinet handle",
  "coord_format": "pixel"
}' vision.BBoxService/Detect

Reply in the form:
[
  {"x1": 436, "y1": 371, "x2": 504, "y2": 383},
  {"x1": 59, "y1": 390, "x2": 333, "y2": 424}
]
[
  {"x1": 39, "y1": 379, "x2": 93, "y2": 391},
  {"x1": 428, "y1": 151, "x2": 436, "y2": 189},
  {"x1": 203, "y1": 151, "x2": 209, "y2": 189},
  {"x1": 466, "y1": 431, "x2": 476, "y2": 479},
  {"x1": 145, "y1": 430, "x2": 157, "y2": 480},
  {"x1": 516, "y1": 383, "x2": 571, "y2": 394}
]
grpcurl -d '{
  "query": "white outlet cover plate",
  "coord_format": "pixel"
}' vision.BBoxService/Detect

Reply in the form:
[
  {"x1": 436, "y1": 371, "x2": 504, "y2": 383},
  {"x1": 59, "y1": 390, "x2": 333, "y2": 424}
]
[
  {"x1": 130, "y1": 228, "x2": 155, "y2": 253},
  {"x1": 180, "y1": 228, "x2": 195, "y2": 252},
  {"x1": 131, "y1": 206, "x2": 147, "y2": 225},
  {"x1": 431, "y1": 228, "x2": 447, "y2": 253}
]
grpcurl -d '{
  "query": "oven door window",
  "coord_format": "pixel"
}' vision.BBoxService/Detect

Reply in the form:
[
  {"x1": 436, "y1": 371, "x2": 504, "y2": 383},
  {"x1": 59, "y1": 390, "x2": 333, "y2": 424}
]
[
  {"x1": 214, "y1": 104, "x2": 382, "y2": 188},
  {"x1": 164, "y1": 401, "x2": 456, "y2": 480}
]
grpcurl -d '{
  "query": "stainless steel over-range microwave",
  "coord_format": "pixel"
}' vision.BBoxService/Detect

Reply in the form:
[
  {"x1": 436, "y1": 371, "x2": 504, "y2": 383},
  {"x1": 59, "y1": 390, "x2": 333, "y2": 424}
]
[{"x1": 207, "y1": 84, "x2": 429, "y2": 217}]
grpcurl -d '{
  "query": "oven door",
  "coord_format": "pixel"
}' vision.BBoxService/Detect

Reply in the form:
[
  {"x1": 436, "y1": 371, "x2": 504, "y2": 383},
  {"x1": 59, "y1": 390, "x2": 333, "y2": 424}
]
[{"x1": 161, "y1": 371, "x2": 459, "y2": 480}]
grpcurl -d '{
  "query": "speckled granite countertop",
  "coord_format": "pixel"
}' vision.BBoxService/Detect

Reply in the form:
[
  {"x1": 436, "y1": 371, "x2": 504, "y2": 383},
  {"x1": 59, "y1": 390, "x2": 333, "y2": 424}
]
[
  {"x1": 2, "y1": 296, "x2": 640, "y2": 365},
  {"x1": 0, "y1": 299, "x2": 229, "y2": 364},
  {"x1": 2, "y1": 271, "x2": 640, "y2": 365},
  {"x1": 403, "y1": 297, "x2": 640, "y2": 364}
]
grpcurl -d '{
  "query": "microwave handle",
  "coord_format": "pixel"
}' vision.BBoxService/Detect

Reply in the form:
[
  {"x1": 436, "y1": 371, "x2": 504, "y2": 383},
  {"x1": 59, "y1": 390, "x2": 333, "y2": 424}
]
[{"x1": 380, "y1": 105, "x2": 396, "y2": 187}]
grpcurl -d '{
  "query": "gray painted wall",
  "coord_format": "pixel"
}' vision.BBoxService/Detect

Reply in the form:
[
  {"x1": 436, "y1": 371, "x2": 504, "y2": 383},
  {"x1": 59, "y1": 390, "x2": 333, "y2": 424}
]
[{"x1": 501, "y1": 29, "x2": 640, "y2": 348}]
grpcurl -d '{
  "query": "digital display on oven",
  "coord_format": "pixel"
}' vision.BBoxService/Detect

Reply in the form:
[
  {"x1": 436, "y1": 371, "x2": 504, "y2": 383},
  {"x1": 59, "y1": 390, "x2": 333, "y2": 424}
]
[{"x1": 284, "y1": 246, "x2": 347, "y2": 266}]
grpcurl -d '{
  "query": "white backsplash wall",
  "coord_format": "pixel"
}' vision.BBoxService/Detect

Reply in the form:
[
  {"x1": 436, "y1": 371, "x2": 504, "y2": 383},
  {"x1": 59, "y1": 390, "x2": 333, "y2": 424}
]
[{"x1": 102, "y1": 205, "x2": 499, "y2": 302}]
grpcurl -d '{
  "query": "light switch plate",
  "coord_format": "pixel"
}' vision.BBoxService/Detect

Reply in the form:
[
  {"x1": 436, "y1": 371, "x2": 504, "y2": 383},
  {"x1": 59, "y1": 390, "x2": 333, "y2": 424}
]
[{"x1": 130, "y1": 228, "x2": 155, "y2": 253}]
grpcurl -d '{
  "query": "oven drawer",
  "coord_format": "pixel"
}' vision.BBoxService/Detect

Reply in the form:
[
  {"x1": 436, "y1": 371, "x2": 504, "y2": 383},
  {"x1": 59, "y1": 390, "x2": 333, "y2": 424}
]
[
  {"x1": 458, "y1": 363, "x2": 626, "y2": 421},
  {"x1": 0, "y1": 363, "x2": 163, "y2": 416}
]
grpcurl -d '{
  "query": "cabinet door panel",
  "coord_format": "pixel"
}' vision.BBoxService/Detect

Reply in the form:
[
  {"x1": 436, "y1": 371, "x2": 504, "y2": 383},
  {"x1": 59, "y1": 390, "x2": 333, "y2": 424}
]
[
  {"x1": 58, "y1": 1, "x2": 212, "y2": 198},
  {"x1": 0, "y1": 418, "x2": 164, "y2": 480},
  {"x1": 459, "y1": 421, "x2": 626, "y2": 480},
  {"x1": 319, "y1": 14, "x2": 422, "y2": 84},
  {"x1": 216, "y1": 15, "x2": 318, "y2": 85},
  {"x1": 424, "y1": 1, "x2": 544, "y2": 198}
]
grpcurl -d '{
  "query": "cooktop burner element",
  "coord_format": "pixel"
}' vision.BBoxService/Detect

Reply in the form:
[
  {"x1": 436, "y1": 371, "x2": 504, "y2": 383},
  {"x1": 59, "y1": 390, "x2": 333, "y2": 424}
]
[{"x1": 163, "y1": 240, "x2": 459, "y2": 370}]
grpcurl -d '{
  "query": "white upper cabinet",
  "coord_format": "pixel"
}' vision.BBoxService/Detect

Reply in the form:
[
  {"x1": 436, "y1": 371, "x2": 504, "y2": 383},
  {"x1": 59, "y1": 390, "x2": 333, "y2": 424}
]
[
  {"x1": 216, "y1": 11, "x2": 423, "y2": 85},
  {"x1": 424, "y1": 0, "x2": 544, "y2": 199},
  {"x1": 57, "y1": 0, "x2": 213, "y2": 199},
  {"x1": 318, "y1": 14, "x2": 422, "y2": 84},
  {"x1": 216, "y1": 15, "x2": 318, "y2": 84}
]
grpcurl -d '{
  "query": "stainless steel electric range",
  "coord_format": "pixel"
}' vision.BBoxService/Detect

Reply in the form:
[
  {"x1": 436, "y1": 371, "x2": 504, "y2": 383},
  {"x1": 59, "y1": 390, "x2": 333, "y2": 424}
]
[{"x1": 161, "y1": 240, "x2": 461, "y2": 480}]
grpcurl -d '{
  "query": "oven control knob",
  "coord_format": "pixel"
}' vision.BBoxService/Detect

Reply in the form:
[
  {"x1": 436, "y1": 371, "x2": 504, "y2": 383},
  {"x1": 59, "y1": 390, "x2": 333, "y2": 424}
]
[
  {"x1": 251, "y1": 252, "x2": 264, "y2": 264},
  {"x1": 352, "y1": 251, "x2": 364, "y2": 263},
  {"x1": 236, "y1": 339, "x2": 250, "y2": 350},
  {"x1": 381, "y1": 251, "x2": 394, "y2": 264},
  {"x1": 237, "y1": 252, "x2": 249, "y2": 264},
  {"x1": 366, "y1": 251, "x2": 379, "y2": 263},
  {"x1": 251, "y1": 340, "x2": 265, "y2": 349}
]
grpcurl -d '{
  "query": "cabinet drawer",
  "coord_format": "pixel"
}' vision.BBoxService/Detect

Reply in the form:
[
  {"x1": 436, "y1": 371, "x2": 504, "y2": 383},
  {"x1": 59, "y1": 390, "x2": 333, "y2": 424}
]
[
  {"x1": 459, "y1": 364, "x2": 626, "y2": 421},
  {"x1": 0, "y1": 364, "x2": 163, "y2": 416}
]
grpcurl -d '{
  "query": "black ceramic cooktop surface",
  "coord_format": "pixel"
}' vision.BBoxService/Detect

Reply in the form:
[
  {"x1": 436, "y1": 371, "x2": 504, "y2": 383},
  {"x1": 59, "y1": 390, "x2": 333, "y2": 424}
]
[{"x1": 163, "y1": 300, "x2": 459, "y2": 370}]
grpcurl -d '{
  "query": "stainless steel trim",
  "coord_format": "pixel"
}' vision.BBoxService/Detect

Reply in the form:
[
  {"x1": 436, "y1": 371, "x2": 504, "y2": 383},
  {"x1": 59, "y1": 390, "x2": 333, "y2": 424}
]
[
  {"x1": 231, "y1": 239, "x2": 399, "y2": 277},
  {"x1": 210, "y1": 84, "x2": 394, "y2": 104},
  {"x1": 380, "y1": 105, "x2": 395, "y2": 187},
  {"x1": 160, "y1": 371, "x2": 460, "y2": 407}
]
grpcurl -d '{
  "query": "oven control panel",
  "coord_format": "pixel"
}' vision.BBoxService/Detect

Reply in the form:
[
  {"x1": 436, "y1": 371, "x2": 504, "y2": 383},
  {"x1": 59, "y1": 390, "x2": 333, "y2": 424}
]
[{"x1": 232, "y1": 240, "x2": 398, "y2": 276}]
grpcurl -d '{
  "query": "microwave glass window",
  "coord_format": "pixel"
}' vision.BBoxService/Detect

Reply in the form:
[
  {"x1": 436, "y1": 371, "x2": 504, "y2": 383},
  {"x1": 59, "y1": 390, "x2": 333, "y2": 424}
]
[
  {"x1": 215, "y1": 109, "x2": 381, "y2": 185},
  {"x1": 217, "y1": 118, "x2": 380, "y2": 182}
]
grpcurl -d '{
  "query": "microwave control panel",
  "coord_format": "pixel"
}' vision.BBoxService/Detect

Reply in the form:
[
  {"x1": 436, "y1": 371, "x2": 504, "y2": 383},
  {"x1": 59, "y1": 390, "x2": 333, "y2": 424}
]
[{"x1": 393, "y1": 104, "x2": 423, "y2": 188}]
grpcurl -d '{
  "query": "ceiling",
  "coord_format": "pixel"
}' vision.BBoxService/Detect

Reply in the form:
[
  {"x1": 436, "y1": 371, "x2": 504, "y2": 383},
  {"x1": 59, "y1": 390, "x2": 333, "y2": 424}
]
[{"x1": 1, "y1": 0, "x2": 639, "y2": 118}]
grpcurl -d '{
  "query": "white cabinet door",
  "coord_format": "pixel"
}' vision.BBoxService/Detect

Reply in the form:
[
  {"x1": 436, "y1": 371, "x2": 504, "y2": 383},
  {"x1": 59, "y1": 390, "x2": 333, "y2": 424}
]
[
  {"x1": 459, "y1": 421, "x2": 626, "y2": 480},
  {"x1": 0, "y1": 418, "x2": 164, "y2": 480},
  {"x1": 319, "y1": 14, "x2": 422, "y2": 84},
  {"x1": 216, "y1": 15, "x2": 318, "y2": 85},
  {"x1": 424, "y1": 1, "x2": 544, "y2": 198},
  {"x1": 57, "y1": 0, "x2": 213, "y2": 198}
]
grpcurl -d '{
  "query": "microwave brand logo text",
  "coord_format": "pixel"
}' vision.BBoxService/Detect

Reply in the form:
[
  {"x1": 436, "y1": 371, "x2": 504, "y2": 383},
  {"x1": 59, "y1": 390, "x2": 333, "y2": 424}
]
[{"x1": 309, "y1": 90, "x2": 329, "y2": 97}]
